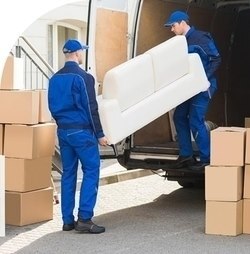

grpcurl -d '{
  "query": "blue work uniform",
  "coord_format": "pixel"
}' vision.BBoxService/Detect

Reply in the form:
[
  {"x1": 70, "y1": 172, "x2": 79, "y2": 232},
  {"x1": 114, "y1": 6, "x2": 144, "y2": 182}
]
[
  {"x1": 48, "y1": 61, "x2": 104, "y2": 224},
  {"x1": 173, "y1": 27, "x2": 221, "y2": 162}
]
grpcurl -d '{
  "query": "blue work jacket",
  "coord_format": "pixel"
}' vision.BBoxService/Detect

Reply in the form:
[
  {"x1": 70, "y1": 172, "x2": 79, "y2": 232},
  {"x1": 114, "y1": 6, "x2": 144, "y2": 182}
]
[
  {"x1": 186, "y1": 26, "x2": 221, "y2": 89},
  {"x1": 48, "y1": 61, "x2": 104, "y2": 139}
]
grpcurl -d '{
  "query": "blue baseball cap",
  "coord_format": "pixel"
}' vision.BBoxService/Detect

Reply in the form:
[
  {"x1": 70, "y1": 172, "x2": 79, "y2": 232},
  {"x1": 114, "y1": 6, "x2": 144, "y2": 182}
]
[
  {"x1": 62, "y1": 39, "x2": 89, "y2": 53},
  {"x1": 164, "y1": 11, "x2": 189, "y2": 27}
]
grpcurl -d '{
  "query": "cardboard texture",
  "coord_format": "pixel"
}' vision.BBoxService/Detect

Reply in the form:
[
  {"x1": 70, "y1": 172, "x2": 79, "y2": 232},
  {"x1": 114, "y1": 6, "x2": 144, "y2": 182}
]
[
  {"x1": 0, "y1": 90, "x2": 39, "y2": 124},
  {"x1": 243, "y1": 199, "x2": 250, "y2": 234},
  {"x1": 244, "y1": 164, "x2": 250, "y2": 198},
  {"x1": 245, "y1": 129, "x2": 250, "y2": 164},
  {"x1": 5, "y1": 157, "x2": 52, "y2": 192},
  {"x1": 5, "y1": 187, "x2": 53, "y2": 226},
  {"x1": 0, "y1": 124, "x2": 3, "y2": 155},
  {"x1": 0, "y1": 56, "x2": 24, "y2": 90},
  {"x1": 4, "y1": 123, "x2": 56, "y2": 159},
  {"x1": 205, "y1": 165, "x2": 243, "y2": 201},
  {"x1": 210, "y1": 127, "x2": 246, "y2": 166},
  {"x1": 95, "y1": 8, "x2": 127, "y2": 86},
  {"x1": 245, "y1": 118, "x2": 250, "y2": 128},
  {"x1": 37, "y1": 89, "x2": 52, "y2": 123},
  {"x1": 205, "y1": 200, "x2": 243, "y2": 236}
]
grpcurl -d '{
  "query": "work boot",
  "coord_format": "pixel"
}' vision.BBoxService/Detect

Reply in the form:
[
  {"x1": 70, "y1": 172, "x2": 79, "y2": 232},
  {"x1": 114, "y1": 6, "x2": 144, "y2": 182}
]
[
  {"x1": 75, "y1": 219, "x2": 105, "y2": 234},
  {"x1": 188, "y1": 161, "x2": 209, "y2": 171},
  {"x1": 62, "y1": 222, "x2": 75, "y2": 231},
  {"x1": 171, "y1": 155, "x2": 195, "y2": 169}
]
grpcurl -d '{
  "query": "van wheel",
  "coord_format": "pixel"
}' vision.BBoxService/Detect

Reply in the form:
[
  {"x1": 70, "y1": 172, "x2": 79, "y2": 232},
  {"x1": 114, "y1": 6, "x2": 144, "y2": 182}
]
[
  {"x1": 177, "y1": 180, "x2": 194, "y2": 188},
  {"x1": 178, "y1": 180, "x2": 205, "y2": 188}
]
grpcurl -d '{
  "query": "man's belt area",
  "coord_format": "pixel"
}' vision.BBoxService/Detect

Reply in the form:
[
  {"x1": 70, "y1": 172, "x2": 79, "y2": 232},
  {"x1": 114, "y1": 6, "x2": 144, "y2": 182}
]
[{"x1": 57, "y1": 123, "x2": 91, "y2": 129}]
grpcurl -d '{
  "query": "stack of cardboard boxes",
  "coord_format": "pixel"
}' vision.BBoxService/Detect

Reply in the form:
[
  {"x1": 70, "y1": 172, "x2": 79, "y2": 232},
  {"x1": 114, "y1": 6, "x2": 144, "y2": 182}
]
[
  {"x1": 205, "y1": 126, "x2": 247, "y2": 236},
  {"x1": 243, "y1": 127, "x2": 250, "y2": 234},
  {"x1": 0, "y1": 55, "x2": 56, "y2": 226}
]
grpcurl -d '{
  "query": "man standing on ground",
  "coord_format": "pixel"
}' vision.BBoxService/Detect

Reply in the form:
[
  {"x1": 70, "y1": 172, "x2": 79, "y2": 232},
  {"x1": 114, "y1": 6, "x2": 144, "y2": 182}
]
[
  {"x1": 164, "y1": 11, "x2": 221, "y2": 170},
  {"x1": 48, "y1": 39, "x2": 108, "y2": 234}
]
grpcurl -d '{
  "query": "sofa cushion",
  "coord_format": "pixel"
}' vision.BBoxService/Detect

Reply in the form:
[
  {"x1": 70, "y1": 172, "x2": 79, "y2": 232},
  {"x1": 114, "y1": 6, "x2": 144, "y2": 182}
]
[
  {"x1": 102, "y1": 53, "x2": 154, "y2": 112},
  {"x1": 146, "y1": 35, "x2": 189, "y2": 91}
]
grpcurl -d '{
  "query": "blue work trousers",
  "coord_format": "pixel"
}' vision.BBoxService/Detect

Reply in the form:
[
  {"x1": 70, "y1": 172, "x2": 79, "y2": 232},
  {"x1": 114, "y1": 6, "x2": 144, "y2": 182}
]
[
  {"x1": 173, "y1": 90, "x2": 212, "y2": 163},
  {"x1": 57, "y1": 128, "x2": 100, "y2": 224}
]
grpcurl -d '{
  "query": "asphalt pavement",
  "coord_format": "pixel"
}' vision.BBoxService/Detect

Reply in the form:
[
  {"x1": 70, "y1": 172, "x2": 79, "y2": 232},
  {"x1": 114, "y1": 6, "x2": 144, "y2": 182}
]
[{"x1": 1, "y1": 159, "x2": 250, "y2": 254}]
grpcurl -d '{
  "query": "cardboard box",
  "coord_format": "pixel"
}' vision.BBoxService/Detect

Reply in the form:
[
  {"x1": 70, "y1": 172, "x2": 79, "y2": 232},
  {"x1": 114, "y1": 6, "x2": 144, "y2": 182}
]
[
  {"x1": 0, "y1": 90, "x2": 39, "y2": 124},
  {"x1": 4, "y1": 123, "x2": 56, "y2": 159},
  {"x1": 205, "y1": 200, "x2": 243, "y2": 236},
  {"x1": 0, "y1": 56, "x2": 24, "y2": 90},
  {"x1": 5, "y1": 187, "x2": 53, "y2": 226},
  {"x1": 205, "y1": 166, "x2": 243, "y2": 201},
  {"x1": 244, "y1": 165, "x2": 250, "y2": 198},
  {"x1": 245, "y1": 129, "x2": 250, "y2": 164},
  {"x1": 5, "y1": 157, "x2": 52, "y2": 192},
  {"x1": 37, "y1": 89, "x2": 52, "y2": 123},
  {"x1": 245, "y1": 118, "x2": 250, "y2": 128},
  {"x1": 210, "y1": 127, "x2": 246, "y2": 166},
  {"x1": 243, "y1": 199, "x2": 250, "y2": 234},
  {"x1": 0, "y1": 124, "x2": 3, "y2": 155}
]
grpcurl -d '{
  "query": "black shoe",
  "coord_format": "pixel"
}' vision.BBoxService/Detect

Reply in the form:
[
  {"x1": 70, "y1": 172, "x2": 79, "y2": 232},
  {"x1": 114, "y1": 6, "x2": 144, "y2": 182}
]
[
  {"x1": 188, "y1": 162, "x2": 209, "y2": 171},
  {"x1": 75, "y1": 219, "x2": 105, "y2": 234},
  {"x1": 171, "y1": 155, "x2": 195, "y2": 169},
  {"x1": 63, "y1": 222, "x2": 75, "y2": 231}
]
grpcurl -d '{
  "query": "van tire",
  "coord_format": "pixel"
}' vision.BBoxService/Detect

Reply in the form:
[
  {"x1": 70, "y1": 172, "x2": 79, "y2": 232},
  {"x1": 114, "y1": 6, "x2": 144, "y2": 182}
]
[
  {"x1": 178, "y1": 180, "x2": 205, "y2": 188},
  {"x1": 177, "y1": 180, "x2": 194, "y2": 188}
]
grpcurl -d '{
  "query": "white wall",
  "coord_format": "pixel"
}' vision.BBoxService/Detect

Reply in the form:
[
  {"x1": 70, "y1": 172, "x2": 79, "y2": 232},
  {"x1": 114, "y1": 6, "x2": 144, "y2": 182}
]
[{"x1": 21, "y1": 1, "x2": 89, "y2": 70}]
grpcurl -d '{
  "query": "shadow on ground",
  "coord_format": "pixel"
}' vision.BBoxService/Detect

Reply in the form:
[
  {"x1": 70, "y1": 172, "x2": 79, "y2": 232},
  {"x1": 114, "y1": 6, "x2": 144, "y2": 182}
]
[{"x1": 4, "y1": 187, "x2": 250, "y2": 254}]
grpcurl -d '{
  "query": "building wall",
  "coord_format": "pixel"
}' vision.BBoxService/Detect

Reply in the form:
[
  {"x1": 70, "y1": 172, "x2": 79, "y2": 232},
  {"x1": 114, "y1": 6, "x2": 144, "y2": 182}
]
[{"x1": 19, "y1": 1, "x2": 88, "y2": 70}]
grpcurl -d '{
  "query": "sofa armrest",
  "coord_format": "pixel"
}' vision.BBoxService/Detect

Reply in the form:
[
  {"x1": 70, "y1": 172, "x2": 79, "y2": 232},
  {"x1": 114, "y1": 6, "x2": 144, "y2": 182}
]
[{"x1": 98, "y1": 97, "x2": 124, "y2": 144}]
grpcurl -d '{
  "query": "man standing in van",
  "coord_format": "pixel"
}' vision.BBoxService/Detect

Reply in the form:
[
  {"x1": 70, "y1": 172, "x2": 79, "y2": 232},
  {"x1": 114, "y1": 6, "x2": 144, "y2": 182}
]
[
  {"x1": 48, "y1": 39, "x2": 108, "y2": 233},
  {"x1": 164, "y1": 10, "x2": 221, "y2": 170}
]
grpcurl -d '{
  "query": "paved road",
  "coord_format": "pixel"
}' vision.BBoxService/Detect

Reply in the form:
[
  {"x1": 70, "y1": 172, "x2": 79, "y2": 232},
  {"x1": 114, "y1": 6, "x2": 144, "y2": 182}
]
[{"x1": 1, "y1": 164, "x2": 250, "y2": 253}]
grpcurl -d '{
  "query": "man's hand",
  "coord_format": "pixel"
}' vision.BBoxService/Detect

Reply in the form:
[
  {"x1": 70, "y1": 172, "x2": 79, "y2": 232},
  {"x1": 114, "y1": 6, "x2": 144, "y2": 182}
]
[{"x1": 98, "y1": 136, "x2": 109, "y2": 146}]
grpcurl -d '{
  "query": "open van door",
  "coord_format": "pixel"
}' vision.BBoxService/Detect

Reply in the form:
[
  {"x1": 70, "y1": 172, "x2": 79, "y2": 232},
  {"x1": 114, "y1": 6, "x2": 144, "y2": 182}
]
[{"x1": 88, "y1": 0, "x2": 129, "y2": 93}]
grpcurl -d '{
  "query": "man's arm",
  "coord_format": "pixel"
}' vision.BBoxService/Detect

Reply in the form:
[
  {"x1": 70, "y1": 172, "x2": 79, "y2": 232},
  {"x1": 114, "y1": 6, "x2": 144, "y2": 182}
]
[
  {"x1": 203, "y1": 33, "x2": 221, "y2": 79},
  {"x1": 84, "y1": 73, "x2": 105, "y2": 139}
]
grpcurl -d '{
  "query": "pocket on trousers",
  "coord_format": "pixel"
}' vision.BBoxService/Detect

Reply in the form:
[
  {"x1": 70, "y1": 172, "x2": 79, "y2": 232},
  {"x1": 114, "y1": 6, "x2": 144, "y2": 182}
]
[{"x1": 67, "y1": 130, "x2": 96, "y2": 148}]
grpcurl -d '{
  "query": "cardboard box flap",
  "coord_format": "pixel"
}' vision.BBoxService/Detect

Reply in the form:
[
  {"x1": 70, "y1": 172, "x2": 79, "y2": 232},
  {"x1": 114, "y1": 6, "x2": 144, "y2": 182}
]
[{"x1": 214, "y1": 127, "x2": 246, "y2": 133}]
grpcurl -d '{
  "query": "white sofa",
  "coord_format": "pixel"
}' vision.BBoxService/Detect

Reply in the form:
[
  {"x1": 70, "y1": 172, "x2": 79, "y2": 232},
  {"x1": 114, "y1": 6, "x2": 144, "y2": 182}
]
[{"x1": 98, "y1": 35, "x2": 209, "y2": 145}]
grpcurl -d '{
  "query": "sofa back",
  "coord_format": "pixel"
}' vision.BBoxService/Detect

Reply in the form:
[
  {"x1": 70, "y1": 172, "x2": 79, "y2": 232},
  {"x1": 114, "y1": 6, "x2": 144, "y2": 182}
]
[
  {"x1": 102, "y1": 53, "x2": 154, "y2": 112},
  {"x1": 145, "y1": 36, "x2": 189, "y2": 91}
]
